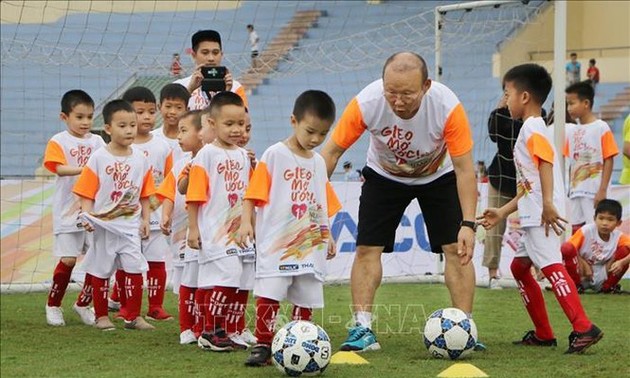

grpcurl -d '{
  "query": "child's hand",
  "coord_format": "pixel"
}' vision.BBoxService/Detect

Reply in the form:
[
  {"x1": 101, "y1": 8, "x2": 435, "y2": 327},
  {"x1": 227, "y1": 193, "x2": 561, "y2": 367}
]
[
  {"x1": 182, "y1": 163, "x2": 191, "y2": 176},
  {"x1": 477, "y1": 208, "x2": 503, "y2": 230},
  {"x1": 609, "y1": 260, "x2": 625, "y2": 276},
  {"x1": 224, "y1": 69, "x2": 233, "y2": 92},
  {"x1": 247, "y1": 149, "x2": 257, "y2": 169},
  {"x1": 187, "y1": 227, "x2": 201, "y2": 250},
  {"x1": 139, "y1": 220, "x2": 150, "y2": 239},
  {"x1": 326, "y1": 237, "x2": 337, "y2": 260},
  {"x1": 235, "y1": 223, "x2": 255, "y2": 249},
  {"x1": 541, "y1": 203, "x2": 567, "y2": 236},
  {"x1": 593, "y1": 189, "x2": 606, "y2": 208},
  {"x1": 160, "y1": 215, "x2": 171, "y2": 236},
  {"x1": 578, "y1": 259, "x2": 593, "y2": 281}
]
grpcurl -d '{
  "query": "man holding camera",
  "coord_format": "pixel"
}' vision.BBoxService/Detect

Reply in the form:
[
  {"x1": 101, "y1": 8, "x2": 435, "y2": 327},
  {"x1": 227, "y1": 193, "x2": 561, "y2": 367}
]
[{"x1": 175, "y1": 30, "x2": 248, "y2": 110}]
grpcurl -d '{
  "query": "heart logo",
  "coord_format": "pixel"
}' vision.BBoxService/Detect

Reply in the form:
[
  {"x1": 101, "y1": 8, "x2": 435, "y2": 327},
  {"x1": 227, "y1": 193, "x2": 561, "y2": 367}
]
[
  {"x1": 291, "y1": 203, "x2": 307, "y2": 219},
  {"x1": 110, "y1": 190, "x2": 122, "y2": 203},
  {"x1": 228, "y1": 193, "x2": 238, "y2": 207}
]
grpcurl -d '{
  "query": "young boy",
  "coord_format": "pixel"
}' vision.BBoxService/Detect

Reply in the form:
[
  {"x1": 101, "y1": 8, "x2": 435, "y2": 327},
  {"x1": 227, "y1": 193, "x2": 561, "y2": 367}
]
[
  {"x1": 186, "y1": 92, "x2": 253, "y2": 352},
  {"x1": 478, "y1": 64, "x2": 602, "y2": 354},
  {"x1": 73, "y1": 99, "x2": 156, "y2": 331},
  {"x1": 121, "y1": 86, "x2": 174, "y2": 321},
  {"x1": 157, "y1": 110, "x2": 205, "y2": 344},
  {"x1": 43, "y1": 89, "x2": 105, "y2": 327},
  {"x1": 152, "y1": 83, "x2": 191, "y2": 163},
  {"x1": 174, "y1": 29, "x2": 248, "y2": 110},
  {"x1": 561, "y1": 199, "x2": 630, "y2": 293},
  {"x1": 236, "y1": 90, "x2": 341, "y2": 366},
  {"x1": 564, "y1": 81, "x2": 618, "y2": 234}
]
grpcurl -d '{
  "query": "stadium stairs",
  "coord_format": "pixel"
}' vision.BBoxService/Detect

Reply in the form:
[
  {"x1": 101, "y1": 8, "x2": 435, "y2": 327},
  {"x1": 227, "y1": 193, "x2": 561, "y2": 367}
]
[{"x1": 598, "y1": 85, "x2": 630, "y2": 122}]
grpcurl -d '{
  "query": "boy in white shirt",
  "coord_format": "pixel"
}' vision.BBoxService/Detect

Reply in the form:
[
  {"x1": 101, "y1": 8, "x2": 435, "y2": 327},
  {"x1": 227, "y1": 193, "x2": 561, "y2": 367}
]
[
  {"x1": 237, "y1": 90, "x2": 341, "y2": 366},
  {"x1": 73, "y1": 100, "x2": 156, "y2": 331},
  {"x1": 43, "y1": 90, "x2": 105, "y2": 327},
  {"x1": 479, "y1": 64, "x2": 602, "y2": 354},
  {"x1": 564, "y1": 81, "x2": 618, "y2": 234},
  {"x1": 151, "y1": 83, "x2": 191, "y2": 163}
]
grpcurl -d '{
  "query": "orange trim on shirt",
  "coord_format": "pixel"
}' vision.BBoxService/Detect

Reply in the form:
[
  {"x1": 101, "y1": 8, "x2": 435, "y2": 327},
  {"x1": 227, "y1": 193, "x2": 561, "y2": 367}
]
[
  {"x1": 186, "y1": 165, "x2": 209, "y2": 203},
  {"x1": 244, "y1": 161, "x2": 271, "y2": 207},
  {"x1": 72, "y1": 166, "x2": 99, "y2": 200},
  {"x1": 43, "y1": 140, "x2": 67, "y2": 174},
  {"x1": 164, "y1": 152, "x2": 174, "y2": 177},
  {"x1": 568, "y1": 228, "x2": 585, "y2": 250},
  {"x1": 526, "y1": 132, "x2": 554, "y2": 167},
  {"x1": 601, "y1": 130, "x2": 619, "y2": 159},
  {"x1": 325, "y1": 181, "x2": 342, "y2": 217},
  {"x1": 563, "y1": 139, "x2": 569, "y2": 158},
  {"x1": 444, "y1": 103, "x2": 473, "y2": 157},
  {"x1": 141, "y1": 168, "x2": 156, "y2": 198},
  {"x1": 156, "y1": 171, "x2": 175, "y2": 202},
  {"x1": 331, "y1": 98, "x2": 367, "y2": 150},
  {"x1": 619, "y1": 234, "x2": 630, "y2": 249},
  {"x1": 235, "y1": 86, "x2": 249, "y2": 109}
]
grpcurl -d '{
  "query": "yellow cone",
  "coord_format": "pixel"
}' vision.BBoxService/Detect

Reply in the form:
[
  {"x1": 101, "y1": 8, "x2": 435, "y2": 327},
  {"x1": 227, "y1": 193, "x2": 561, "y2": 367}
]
[
  {"x1": 330, "y1": 351, "x2": 370, "y2": 364},
  {"x1": 437, "y1": 363, "x2": 488, "y2": 377}
]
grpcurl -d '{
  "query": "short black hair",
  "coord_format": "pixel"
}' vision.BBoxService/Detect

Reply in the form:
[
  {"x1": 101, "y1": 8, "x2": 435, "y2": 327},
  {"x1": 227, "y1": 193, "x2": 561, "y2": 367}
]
[
  {"x1": 595, "y1": 199, "x2": 622, "y2": 221},
  {"x1": 179, "y1": 110, "x2": 203, "y2": 131},
  {"x1": 382, "y1": 52, "x2": 429, "y2": 82},
  {"x1": 208, "y1": 91, "x2": 244, "y2": 117},
  {"x1": 61, "y1": 89, "x2": 94, "y2": 115},
  {"x1": 102, "y1": 99, "x2": 135, "y2": 125},
  {"x1": 160, "y1": 83, "x2": 190, "y2": 105},
  {"x1": 122, "y1": 86, "x2": 156, "y2": 104},
  {"x1": 589, "y1": 58, "x2": 596, "y2": 65},
  {"x1": 565, "y1": 81, "x2": 595, "y2": 108},
  {"x1": 503, "y1": 63, "x2": 552, "y2": 105},
  {"x1": 292, "y1": 90, "x2": 336, "y2": 123},
  {"x1": 570, "y1": 52, "x2": 577, "y2": 57},
  {"x1": 191, "y1": 30, "x2": 222, "y2": 52}
]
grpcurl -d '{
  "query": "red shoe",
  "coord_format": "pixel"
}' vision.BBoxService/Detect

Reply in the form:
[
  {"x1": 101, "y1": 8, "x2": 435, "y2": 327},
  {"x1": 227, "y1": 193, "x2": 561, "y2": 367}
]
[{"x1": 146, "y1": 307, "x2": 174, "y2": 321}]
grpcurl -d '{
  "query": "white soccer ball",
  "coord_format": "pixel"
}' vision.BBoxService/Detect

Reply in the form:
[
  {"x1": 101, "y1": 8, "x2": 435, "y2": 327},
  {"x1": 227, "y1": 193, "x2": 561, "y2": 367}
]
[
  {"x1": 271, "y1": 320, "x2": 332, "y2": 376},
  {"x1": 423, "y1": 307, "x2": 478, "y2": 360}
]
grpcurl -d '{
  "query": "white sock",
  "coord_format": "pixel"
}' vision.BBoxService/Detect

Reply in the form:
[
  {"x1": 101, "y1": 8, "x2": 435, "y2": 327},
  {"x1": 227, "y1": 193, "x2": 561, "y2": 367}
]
[{"x1": 354, "y1": 311, "x2": 372, "y2": 329}]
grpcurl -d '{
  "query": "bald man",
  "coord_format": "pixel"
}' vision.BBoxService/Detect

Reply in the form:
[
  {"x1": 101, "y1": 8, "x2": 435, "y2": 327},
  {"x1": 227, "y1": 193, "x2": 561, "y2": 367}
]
[{"x1": 321, "y1": 52, "x2": 479, "y2": 352}]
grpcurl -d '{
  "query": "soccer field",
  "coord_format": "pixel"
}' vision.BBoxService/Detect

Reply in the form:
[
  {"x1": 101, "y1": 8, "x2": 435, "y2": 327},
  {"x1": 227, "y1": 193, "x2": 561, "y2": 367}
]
[{"x1": 1, "y1": 282, "x2": 628, "y2": 377}]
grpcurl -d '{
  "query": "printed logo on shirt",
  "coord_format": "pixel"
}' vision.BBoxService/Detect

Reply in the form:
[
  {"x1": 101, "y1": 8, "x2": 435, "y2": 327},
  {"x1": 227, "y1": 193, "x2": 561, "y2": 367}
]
[
  {"x1": 70, "y1": 145, "x2": 94, "y2": 167},
  {"x1": 279, "y1": 264, "x2": 299, "y2": 271}
]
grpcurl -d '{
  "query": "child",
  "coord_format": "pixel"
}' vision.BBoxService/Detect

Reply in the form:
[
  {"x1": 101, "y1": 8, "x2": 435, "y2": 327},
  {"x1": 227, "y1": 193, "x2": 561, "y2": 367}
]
[
  {"x1": 157, "y1": 110, "x2": 205, "y2": 344},
  {"x1": 43, "y1": 89, "x2": 105, "y2": 327},
  {"x1": 122, "y1": 86, "x2": 174, "y2": 321},
  {"x1": 171, "y1": 53, "x2": 182, "y2": 78},
  {"x1": 174, "y1": 29, "x2": 248, "y2": 110},
  {"x1": 236, "y1": 90, "x2": 341, "y2": 366},
  {"x1": 561, "y1": 199, "x2": 630, "y2": 293},
  {"x1": 478, "y1": 64, "x2": 602, "y2": 354},
  {"x1": 586, "y1": 59, "x2": 600, "y2": 91},
  {"x1": 73, "y1": 99, "x2": 156, "y2": 331},
  {"x1": 152, "y1": 83, "x2": 191, "y2": 162},
  {"x1": 564, "y1": 81, "x2": 618, "y2": 234},
  {"x1": 186, "y1": 92, "x2": 253, "y2": 351}
]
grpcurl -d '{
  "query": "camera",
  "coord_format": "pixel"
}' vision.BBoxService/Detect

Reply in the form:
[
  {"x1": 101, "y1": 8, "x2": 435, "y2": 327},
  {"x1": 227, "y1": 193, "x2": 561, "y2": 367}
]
[{"x1": 201, "y1": 66, "x2": 227, "y2": 93}]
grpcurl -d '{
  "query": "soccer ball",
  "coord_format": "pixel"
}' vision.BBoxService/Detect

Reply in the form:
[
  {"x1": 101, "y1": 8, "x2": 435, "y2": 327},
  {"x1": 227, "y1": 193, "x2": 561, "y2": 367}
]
[
  {"x1": 271, "y1": 320, "x2": 332, "y2": 376},
  {"x1": 423, "y1": 307, "x2": 478, "y2": 360}
]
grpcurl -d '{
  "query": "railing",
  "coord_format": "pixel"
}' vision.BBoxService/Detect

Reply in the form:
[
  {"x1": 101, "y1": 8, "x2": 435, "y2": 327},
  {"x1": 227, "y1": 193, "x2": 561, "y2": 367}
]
[{"x1": 528, "y1": 46, "x2": 630, "y2": 61}]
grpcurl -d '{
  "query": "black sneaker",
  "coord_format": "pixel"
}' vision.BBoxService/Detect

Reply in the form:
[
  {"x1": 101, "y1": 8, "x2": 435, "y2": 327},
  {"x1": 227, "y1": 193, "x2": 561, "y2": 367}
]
[
  {"x1": 512, "y1": 330, "x2": 558, "y2": 346},
  {"x1": 599, "y1": 284, "x2": 621, "y2": 294},
  {"x1": 197, "y1": 328, "x2": 234, "y2": 352},
  {"x1": 565, "y1": 324, "x2": 603, "y2": 354},
  {"x1": 244, "y1": 344, "x2": 272, "y2": 367}
]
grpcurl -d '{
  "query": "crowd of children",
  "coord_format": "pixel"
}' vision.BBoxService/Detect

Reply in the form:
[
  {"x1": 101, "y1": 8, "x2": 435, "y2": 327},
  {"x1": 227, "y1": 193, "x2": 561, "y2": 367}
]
[{"x1": 42, "y1": 27, "x2": 628, "y2": 365}]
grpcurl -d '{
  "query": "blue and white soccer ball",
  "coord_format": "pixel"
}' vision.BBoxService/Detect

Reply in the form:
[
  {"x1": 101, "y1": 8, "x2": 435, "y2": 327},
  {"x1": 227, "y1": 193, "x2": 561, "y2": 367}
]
[
  {"x1": 423, "y1": 307, "x2": 478, "y2": 360},
  {"x1": 271, "y1": 320, "x2": 332, "y2": 376}
]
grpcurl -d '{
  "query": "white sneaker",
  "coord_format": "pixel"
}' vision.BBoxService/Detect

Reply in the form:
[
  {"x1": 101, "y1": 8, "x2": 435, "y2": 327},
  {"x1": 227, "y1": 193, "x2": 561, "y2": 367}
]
[
  {"x1": 228, "y1": 332, "x2": 249, "y2": 350},
  {"x1": 73, "y1": 303, "x2": 96, "y2": 325},
  {"x1": 489, "y1": 277, "x2": 503, "y2": 290},
  {"x1": 180, "y1": 329, "x2": 197, "y2": 345},
  {"x1": 45, "y1": 305, "x2": 65, "y2": 326},
  {"x1": 108, "y1": 298, "x2": 121, "y2": 312},
  {"x1": 240, "y1": 328, "x2": 257, "y2": 345}
]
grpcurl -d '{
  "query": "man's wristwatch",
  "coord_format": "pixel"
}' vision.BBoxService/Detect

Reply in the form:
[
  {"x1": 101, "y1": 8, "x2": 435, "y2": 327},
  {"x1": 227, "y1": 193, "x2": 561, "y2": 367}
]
[{"x1": 460, "y1": 220, "x2": 477, "y2": 232}]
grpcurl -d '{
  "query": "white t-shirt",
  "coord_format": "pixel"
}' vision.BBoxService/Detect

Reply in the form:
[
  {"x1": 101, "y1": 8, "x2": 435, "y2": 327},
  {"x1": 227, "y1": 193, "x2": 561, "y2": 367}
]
[
  {"x1": 174, "y1": 75, "x2": 248, "y2": 111},
  {"x1": 186, "y1": 144, "x2": 252, "y2": 263},
  {"x1": 249, "y1": 30, "x2": 259, "y2": 52},
  {"x1": 151, "y1": 127, "x2": 189, "y2": 163},
  {"x1": 514, "y1": 117, "x2": 566, "y2": 228},
  {"x1": 563, "y1": 119, "x2": 618, "y2": 199},
  {"x1": 568, "y1": 223, "x2": 630, "y2": 266},
  {"x1": 331, "y1": 79, "x2": 473, "y2": 185},
  {"x1": 244, "y1": 142, "x2": 342, "y2": 281},
  {"x1": 43, "y1": 131, "x2": 105, "y2": 234}
]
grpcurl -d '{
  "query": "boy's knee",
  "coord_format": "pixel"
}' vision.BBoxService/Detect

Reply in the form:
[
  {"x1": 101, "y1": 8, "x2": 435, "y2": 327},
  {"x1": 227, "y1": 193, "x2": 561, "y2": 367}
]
[
  {"x1": 614, "y1": 245, "x2": 630, "y2": 260},
  {"x1": 510, "y1": 257, "x2": 531, "y2": 277},
  {"x1": 560, "y1": 242, "x2": 577, "y2": 258},
  {"x1": 60, "y1": 257, "x2": 77, "y2": 267}
]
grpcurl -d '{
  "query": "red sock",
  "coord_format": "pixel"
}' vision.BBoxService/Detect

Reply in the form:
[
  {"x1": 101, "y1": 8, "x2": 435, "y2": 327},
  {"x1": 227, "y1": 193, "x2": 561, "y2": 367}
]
[
  {"x1": 292, "y1": 305, "x2": 313, "y2": 321},
  {"x1": 511, "y1": 257, "x2": 555, "y2": 340},
  {"x1": 226, "y1": 289, "x2": 248, "y2": 333},
  {"x1": 208, "y1": 286, "x2": 238, "y2": 331},
  {"x1": 601, "y1": 246, "x2": 630, "y2": 292},
  {"x1": 236, "y1": 289, "x2": 249, "y2": 332},
  {"x1": 255, "y1": 297, "x2": 280, "y2": 345},
  {"x1": 91, "y1": 274, "x2": 109, "y2": 319},
  {"x1": 179, "y1": 285, "x2": 196, "y2": 333},
  {"x1": 561, "y1": 242, "x2": 582, "y2": 286},
  {"x1": 112, "y1": 269, "x2": 126, "y2": 307},
  {"x1": 75, "y1": 273, "x2": 93, "y2": 307},
  {"x1": 542, "y1": 263, "x2": 592, "y2": 333},
  {"x1": 123, "y1": 273, "x2": 144, "y2": 321},
  {"x1": 47, "y1": 261, "x2": 74, "y2": 307},
  {"x1": 147, "y1": 261, "x2": 167, "y2": 311},
  {"x1": 194, "y1": 288, "x2": 208, "y2": 335}
]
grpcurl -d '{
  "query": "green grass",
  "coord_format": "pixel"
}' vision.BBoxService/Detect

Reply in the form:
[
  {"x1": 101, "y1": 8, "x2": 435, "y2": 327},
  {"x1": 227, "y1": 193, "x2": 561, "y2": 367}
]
[{"x1": 2, "y1": 282, "x2": 629, "y2": 377}]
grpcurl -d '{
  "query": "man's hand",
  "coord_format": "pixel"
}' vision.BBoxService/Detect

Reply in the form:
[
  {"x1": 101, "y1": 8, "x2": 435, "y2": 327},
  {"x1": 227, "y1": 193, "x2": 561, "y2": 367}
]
[
  {"x1": 224, "y1": 69, "x2": 234, "y2": 92},
  {"x1": 456, "y1": 226, "x2": 475, "y2": 265},
  {"x1": 187, "y1": 64, "x2": 205, "y2": 93}
]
